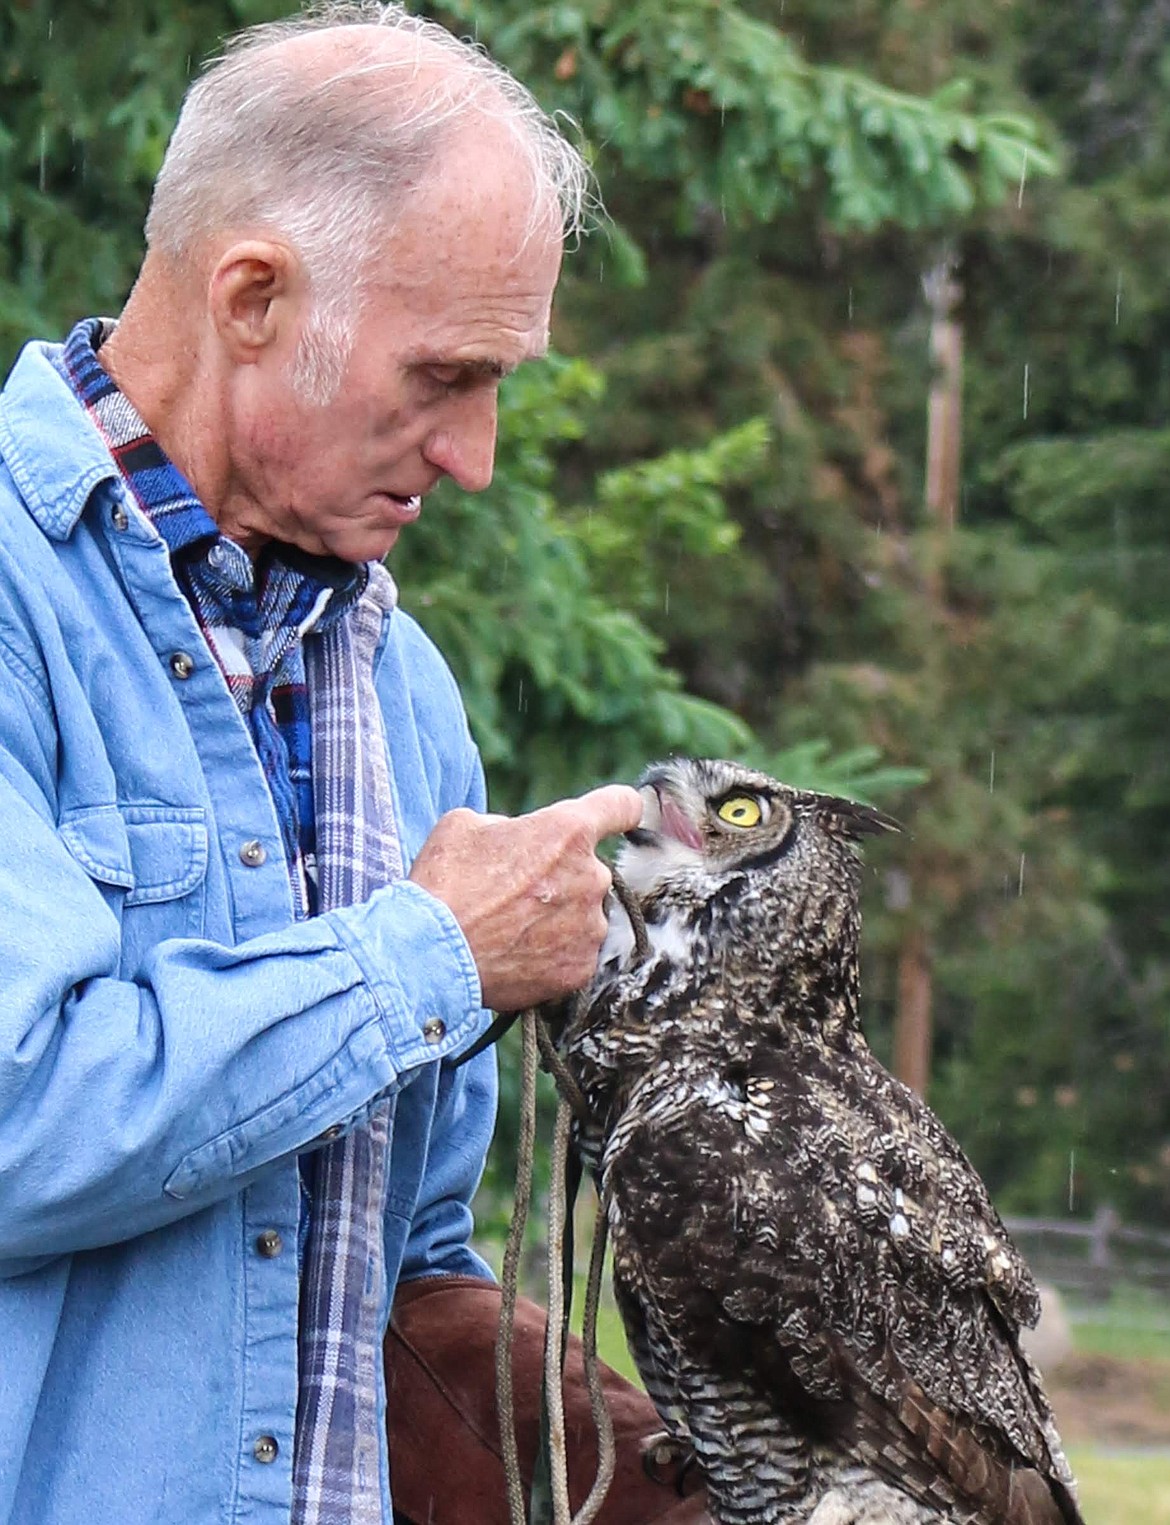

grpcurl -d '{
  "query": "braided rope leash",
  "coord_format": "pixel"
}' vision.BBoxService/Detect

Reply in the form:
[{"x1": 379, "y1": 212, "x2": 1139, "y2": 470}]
[
  {"x1": 572, "y1": 1181, "x2": 615, "y2": 1525},
  {"x1": 543, "y1": 1097, "x2": 575, "y2": 1525},
  {"x1": 498, "y1": 1008, "x2": 540, "y2": 1525},
  {"x1": 496, "y1": 872, "x2": 650, "y2": 1525}
]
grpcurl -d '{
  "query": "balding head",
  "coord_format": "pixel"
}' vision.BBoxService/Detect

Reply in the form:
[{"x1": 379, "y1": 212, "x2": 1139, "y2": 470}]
[{"x1": 143, "y1": 3, "x2": 589, "y2": 398}]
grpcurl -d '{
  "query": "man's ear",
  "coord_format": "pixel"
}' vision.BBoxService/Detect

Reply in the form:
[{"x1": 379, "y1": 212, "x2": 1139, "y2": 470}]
[{"x1": 207, "y1": 239, "x2": 306, "y2": 364}]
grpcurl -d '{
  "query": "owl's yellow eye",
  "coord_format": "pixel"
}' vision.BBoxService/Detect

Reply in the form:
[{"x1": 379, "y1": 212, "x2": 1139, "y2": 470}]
[{"x1": 716, "y1": 796, "x2": 763, "y2": 828}]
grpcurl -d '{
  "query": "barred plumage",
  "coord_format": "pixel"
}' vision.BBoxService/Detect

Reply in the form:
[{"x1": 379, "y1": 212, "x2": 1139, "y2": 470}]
[{"x1": 560, "y1": 758, "x2": 1082, "y2": 1525}]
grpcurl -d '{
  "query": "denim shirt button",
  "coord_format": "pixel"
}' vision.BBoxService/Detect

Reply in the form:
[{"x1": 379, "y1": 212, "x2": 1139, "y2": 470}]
[
  {"x1": 169, "y1": 651, "x2": 195, "y2": 680},
  {"x1": 239, "y1": 839, "x2": 267, "y2": 867},
  {"x1": 253, "y1": 1435, "x2": 279, "y2": 1465},
  {"x1": 255, "y1": 1230, "x2": 283, "y2": 1259},
  {"x1": 423, "y1": 1016, "x2": 446, "y2": 1044},
  {"x1": 111, "y1": 503, "x2": 129, "y2": 531}
]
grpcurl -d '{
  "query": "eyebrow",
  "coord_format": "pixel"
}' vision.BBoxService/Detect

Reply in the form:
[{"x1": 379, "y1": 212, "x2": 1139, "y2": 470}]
[
  {"x1": 416, "y1": 344, "x2": 549, "y2": 381},
  {"x1": 414, "y1": 357, "x2": 512, "y2": 381}
]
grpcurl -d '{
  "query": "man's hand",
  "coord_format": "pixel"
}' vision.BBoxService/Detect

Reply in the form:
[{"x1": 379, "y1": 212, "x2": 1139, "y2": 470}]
[{"x1": 408, "y1": 785, "x2": 643, "y2": 1012}]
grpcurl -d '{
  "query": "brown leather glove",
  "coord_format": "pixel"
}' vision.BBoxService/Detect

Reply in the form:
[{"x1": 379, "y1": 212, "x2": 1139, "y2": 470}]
[{"x1": 385, "y1": 1274, "x2": 709, "y2": 1525}]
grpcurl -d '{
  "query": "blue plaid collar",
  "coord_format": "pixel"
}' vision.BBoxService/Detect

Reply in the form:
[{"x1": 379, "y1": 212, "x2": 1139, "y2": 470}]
[
  {"x1": 57, "y1": 317, "x2": 367, "y2": 608},
  {"x1": 59, "y1": 318, "x2": 220, "y2": 559}
]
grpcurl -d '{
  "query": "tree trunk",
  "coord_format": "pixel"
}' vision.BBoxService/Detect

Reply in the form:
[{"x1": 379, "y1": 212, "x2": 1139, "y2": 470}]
[
  {"x1": 893, "y1": 255, "x2": 962, "y2": 1098},
  {"x1": 923, "y1": 255, "x2": 964, "y2": 528},
  {"x1": 894, "y1": 923, "x2": 933, "y2": 1097}
]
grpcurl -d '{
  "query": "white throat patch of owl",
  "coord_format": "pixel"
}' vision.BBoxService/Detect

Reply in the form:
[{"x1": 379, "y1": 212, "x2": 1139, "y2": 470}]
[
  {"x1": 616, "y1": 834, "x2": 705, "y2": 900},
  {"x1": 599, "y1": 886, "x2": 695, "y2": 972}
]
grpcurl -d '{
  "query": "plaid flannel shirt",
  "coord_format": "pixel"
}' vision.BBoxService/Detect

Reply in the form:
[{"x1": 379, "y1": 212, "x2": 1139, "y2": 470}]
[{"x1": 56, "y1": 318, "x2": 365, "y2": 915}]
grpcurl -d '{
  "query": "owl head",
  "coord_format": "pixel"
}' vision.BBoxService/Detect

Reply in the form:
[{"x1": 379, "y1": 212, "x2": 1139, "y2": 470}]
[
  {"x1": 619, "y1": 757, "x2": 897, "y2": 898},
  {"x1": 602, "y1": 759, "x2": 898, "y2": 1011}
]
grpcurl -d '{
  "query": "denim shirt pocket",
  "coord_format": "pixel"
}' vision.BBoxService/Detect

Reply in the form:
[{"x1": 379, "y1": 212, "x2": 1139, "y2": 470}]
[
  {"x1": 57, "y1": 804, "x2": 135, "y2": 891},
  {"x1": 58, "y1": 803, "x2": 209, "y2": 978}
]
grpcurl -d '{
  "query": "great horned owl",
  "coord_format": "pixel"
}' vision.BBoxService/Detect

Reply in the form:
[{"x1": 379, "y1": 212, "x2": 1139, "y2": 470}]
[{"x1": 560, "y1": 758, "x2": 1082, "y2": 1525}]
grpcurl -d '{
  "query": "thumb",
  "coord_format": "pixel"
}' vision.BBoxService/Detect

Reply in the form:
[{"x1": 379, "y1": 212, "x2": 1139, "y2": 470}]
[{"x1": 571, "y1": 783, "x2": 645, "y2": 845}]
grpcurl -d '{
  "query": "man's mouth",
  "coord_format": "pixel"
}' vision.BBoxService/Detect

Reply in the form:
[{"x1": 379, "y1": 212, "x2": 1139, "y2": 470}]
[{"x1": 382, "y1": 492, "x2": 422, "y2": 521}]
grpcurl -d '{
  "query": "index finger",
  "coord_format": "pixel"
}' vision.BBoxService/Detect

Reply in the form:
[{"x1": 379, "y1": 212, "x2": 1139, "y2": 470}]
[{"x1": 570, "y1": 783, "x2": 645, "y2": 844}]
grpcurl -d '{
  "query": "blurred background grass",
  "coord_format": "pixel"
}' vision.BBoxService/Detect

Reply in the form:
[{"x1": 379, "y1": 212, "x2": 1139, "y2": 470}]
[{"x1": 1070, "y1": 1452, "x2": 1170, "y2": 1525}]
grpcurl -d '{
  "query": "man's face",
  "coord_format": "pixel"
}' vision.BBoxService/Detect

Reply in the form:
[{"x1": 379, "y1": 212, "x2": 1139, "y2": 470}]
[{"x1": 222, "y1": 138, "x2": 563, "y2": 563}]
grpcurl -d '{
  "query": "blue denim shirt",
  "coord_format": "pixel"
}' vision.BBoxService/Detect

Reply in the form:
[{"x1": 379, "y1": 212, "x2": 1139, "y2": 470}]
[{"x1": 0, "y1": 342, "x2": 498, "y2": 1524}]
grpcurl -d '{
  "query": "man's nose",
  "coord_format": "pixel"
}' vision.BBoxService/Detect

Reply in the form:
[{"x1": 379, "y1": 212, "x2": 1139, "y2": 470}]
[{"x1": 424, "y1": 390, "x2": 499, "y2": 493}]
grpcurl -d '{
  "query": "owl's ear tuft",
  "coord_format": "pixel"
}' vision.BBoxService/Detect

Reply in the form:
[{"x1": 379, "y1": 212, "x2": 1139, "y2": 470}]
[{"x1": 817, "y1": 797, "x2": 902, "y2": 842}]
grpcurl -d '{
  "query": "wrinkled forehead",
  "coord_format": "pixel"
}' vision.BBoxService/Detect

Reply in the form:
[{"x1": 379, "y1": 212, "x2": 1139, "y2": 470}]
[{"x1": 397, "y1": 118, "x2": 563, "y2": 261}]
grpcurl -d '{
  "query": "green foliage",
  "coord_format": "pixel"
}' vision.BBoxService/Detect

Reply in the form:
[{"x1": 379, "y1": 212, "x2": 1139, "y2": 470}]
[
  {"x1": 434, "y1": 0, "x2": 1054, "y2": 234},
  {"x1": 489, "y1": 0, "x2": 1170, "y2": 1226},
  {"x1": 574, "y1": 418, "x2": 762, "y2": 615},
  {"x1": 750, "y1": 740, "x2": 927, "y2": 805},
  {"x1": 3, "y1": 1, "x2": 188, "y2": 356},
  {"x1": 941, "y1": 430, "x2": 1170, "y2": 1219},
  {"x1": 8, "y1": 0, "x2": 1167, "y2": 1232}
]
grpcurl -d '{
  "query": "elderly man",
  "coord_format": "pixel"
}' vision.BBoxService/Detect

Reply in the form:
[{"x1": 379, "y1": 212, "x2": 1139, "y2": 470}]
[{"x1": 0, "y1": 6, "x2": 706, "y2": 1525}]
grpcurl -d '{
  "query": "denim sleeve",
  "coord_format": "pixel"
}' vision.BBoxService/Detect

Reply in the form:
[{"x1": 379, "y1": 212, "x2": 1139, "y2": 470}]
[
  {"x1": 398, "y1": 746, "x2": 499, "y2": 1285},
  {"x1": 0, "y1": 656, "x2": 486, "y2": 1275}
]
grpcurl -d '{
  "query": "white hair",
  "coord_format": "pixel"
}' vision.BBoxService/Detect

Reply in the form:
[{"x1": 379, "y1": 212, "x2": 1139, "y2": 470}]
[{"x1": 145, "y1": 1, "x2": 592, "y2": 402}]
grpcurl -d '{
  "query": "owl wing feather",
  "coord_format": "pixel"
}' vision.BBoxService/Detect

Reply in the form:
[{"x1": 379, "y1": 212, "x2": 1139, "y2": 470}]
[{"x1": 597, "y1": 1024, "x2": 1083, "y2": 1525}]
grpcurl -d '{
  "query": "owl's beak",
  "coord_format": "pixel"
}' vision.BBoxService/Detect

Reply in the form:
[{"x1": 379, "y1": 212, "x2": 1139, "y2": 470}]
[
  {"x1": 623, "y1": 783, "x2": 662, "y2": 848},
  {"x1": 627, "y1": 782, "x2": 704, "y2": 851},
  {"x1": 636, "y1": 783, "x2": 661, "y2": 828}
]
